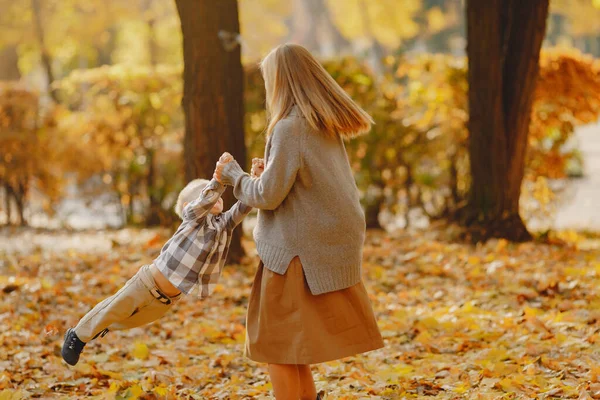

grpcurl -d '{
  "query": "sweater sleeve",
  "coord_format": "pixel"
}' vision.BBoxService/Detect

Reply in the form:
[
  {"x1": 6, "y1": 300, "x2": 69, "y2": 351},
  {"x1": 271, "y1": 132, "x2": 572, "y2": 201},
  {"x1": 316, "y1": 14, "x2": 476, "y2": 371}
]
[{"x1": 219, "y1": 120, "x2": 300, "y2": 210}]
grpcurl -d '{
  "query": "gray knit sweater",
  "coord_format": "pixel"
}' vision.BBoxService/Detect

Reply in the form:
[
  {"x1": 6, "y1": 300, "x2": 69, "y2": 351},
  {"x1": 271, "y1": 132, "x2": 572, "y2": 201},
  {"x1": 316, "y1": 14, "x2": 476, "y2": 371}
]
[{"x1": 220, "y1": 107, "x2": 366, "y2": 295}]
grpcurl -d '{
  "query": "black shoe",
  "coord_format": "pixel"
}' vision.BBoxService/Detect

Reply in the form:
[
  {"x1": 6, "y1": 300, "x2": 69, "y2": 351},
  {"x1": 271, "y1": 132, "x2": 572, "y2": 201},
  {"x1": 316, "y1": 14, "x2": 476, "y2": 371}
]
[{"x1": 61, "y1": 328, "x2": 86, "y2": 366}]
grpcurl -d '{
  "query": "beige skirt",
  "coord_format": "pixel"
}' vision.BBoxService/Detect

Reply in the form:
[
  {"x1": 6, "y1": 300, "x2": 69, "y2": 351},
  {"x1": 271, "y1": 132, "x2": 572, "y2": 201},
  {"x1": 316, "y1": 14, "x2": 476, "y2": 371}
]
[{"x1": 244, "y1": 256, "x2": 384, "y2": 365}]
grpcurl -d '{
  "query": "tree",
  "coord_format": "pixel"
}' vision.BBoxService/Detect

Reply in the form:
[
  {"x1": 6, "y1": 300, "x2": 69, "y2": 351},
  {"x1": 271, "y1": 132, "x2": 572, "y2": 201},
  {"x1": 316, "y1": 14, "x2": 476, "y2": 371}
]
[
  {"x1": 326, "y1": 0, "x2": 421, "y2": 51},
  {"x1": 0, "y1": 46, "x2": 20, "y2": 81},
  {"x1": 290, "y1": 0, "x2": 351, "y2": 56},
  {"x1": 175, "y1": 0, "x2": 247, "y2": 261},
  {"x1": 550, "y1": 0, "x2": 600, "y2": 56},
  {"x1": 461, "y1": 0, "x2": 550, "y2": 241},
  {"x1": 0, "y1": 85, "x2": 74, "y2": 226},
  {"x1": 56, "y1": 65, "x2": 184, "y2": 226},
  {"x1": 30, "y1": 0, "x2": 57, "y2": 102}
]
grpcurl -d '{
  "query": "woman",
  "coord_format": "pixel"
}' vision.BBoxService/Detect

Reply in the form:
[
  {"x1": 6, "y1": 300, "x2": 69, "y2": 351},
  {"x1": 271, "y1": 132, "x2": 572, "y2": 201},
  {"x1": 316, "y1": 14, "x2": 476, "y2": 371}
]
[{"x1": 214, "y1": 44, "x2": 383, "y2": 400}]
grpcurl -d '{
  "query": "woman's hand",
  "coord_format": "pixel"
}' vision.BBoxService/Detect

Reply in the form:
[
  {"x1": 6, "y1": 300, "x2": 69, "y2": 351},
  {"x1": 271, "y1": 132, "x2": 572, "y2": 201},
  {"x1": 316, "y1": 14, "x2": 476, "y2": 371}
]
[
  {"x1": 251, "y1": 158, "x2": 265, "y2": 178},
  {"x1": 214, "y1": 152, "x2": 233, "y2": 183}
]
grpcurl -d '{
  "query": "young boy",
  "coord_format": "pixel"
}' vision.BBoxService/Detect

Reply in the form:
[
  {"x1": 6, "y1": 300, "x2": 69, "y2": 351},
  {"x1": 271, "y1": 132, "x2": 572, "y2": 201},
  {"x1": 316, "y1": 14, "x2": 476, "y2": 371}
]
[{"x1": 62, "y1": 155, "x2": 263, "y2": 366}]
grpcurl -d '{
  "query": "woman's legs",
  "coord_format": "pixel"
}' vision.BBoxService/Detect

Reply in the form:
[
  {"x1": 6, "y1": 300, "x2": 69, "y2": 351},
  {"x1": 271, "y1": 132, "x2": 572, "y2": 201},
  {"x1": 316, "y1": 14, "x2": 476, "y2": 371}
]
[
  {"x1": 268, "y1": 364, "x2": 317, "y2": 400},
  {"x1": 297, "y1": 365, "x2": 317, "y2": 400},
  {"x1": 268, "y1": 364, "x2": 300, "y2": 400}
]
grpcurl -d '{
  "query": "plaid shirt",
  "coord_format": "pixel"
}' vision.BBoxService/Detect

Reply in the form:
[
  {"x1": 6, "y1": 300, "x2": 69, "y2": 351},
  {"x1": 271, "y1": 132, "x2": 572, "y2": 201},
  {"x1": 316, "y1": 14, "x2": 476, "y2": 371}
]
[{"x1": 153, "y1": 179, "x2": 252, "y2": 298}]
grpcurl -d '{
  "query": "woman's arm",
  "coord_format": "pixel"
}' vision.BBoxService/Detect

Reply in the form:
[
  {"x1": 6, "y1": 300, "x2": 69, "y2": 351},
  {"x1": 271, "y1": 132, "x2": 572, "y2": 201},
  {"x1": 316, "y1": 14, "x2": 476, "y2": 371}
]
[{"x1": 218, "y1": 120, "x2": 300, "y2": 210}]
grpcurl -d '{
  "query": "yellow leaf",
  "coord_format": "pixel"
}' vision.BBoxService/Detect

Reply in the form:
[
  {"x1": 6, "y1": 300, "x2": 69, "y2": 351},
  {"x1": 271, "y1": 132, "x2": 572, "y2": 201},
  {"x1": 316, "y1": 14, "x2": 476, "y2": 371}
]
[
  {"x1": 415, "y1": 330, "x2": 432, "y2": 344},
  {"x1": 486, "y1": 348, "x2": 510, "y2": 362},
  {"x1": 125, "y1": 384, "x2": 144, "y2": 400},
  {"x1": 0, "y1": 390, "x2": 23, "y2": 400},
  {"x1": 495, "y1": 239, "x2": 508, "y2": 252},
  {"x1": 524, "y1": 307, "x2": 543, "y2": 317},
  {"x1": 427, "y1": 7, "x2": 447, "y2": 33},
  {"x1": 453, "y1": 383, "x2": 469, "y2": 393},
  {"x1": 234, "y1": 332, "x2": 246, "y2": 344},
  {"x1": 153, "y1": 386, "x2": 168, "y2": 396},
  {"x1": 392, "y1": 364, "x2": 414, "y2": 376},
  {"x1": 41, "y1": 278, "x2": 53, "y2": 289},
  {"x1": 467, "y1": 256, "x2": 480, "y2": 265},
  {"x1": 418, "y1": 316, "x2": 440, "y2": 330},
  {"x1": 252, "y1": 382, "x2": 272, "y2": 392},
  {"x1": 131, "y1": 341, "x2": 149, "y2": 360},
  {"x1": 496, "y1": 378, "x2": 517, "y2": 393},
  {"x1": 95, "y1": 368, "x2": 122, "y2": 380},
  {"x1": 107, "y1": 382, "x2": 121, "y2": 393},
  {"x1": 461, "y1": 300, "x2": 477, "y2": 313}
]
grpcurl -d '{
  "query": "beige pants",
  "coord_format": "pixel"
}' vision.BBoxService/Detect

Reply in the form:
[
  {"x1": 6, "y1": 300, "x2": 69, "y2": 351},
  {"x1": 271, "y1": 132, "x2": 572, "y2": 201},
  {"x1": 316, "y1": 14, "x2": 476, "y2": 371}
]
[{"x1": 74, "y1": 264, "x2": 181, "y2": 342}]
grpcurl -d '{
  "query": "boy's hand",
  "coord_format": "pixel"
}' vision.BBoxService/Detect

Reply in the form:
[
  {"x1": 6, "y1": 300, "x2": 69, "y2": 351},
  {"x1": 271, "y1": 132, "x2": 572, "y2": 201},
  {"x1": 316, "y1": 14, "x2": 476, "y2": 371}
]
[
  {"x1": 251, "y1": 158, "x2": 265, "y2": 178},
  {"x1": 219, "y1": 152, "x2": 233, "y2": 163},
  {"x1": 214, "y1": 152, "x2": 233, "y2": 182}
]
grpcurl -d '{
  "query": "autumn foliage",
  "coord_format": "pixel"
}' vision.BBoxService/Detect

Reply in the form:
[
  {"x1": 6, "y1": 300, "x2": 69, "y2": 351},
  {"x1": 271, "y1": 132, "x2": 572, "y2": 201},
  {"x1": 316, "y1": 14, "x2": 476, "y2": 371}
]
[
  {"x1": 0, "y1": 85, "x2": 77, "y2": 225},
  {"x1": 529, "y1": 49, "x2": 600, "y2": 178},
  {"x1": 1, "y1": 49, "x2": 599, "y2": 228},
  {"x1": 1, "y1": 229, "x2": 599, "y2": 398}
]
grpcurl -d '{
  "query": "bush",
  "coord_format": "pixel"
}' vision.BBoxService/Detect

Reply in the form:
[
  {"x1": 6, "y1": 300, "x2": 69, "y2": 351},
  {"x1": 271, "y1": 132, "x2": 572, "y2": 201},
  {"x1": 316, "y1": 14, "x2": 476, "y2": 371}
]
[
  {"x1": 0, "y1": 84, "x2": 78, "y2": 225},
  {"x1": 55, "y1": 65, "x2": 184, "y2": 225},
  {"x1": 245, "y1": 49, "x2": 600, "y2": 229},
  {"x1": 3, "y1": 49, "x2": 598, "y2": 228}
]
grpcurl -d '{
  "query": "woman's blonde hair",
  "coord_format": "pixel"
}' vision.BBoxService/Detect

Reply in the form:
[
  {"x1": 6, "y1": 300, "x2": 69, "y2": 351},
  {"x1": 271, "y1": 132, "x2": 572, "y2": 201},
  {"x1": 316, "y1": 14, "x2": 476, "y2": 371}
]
[{"x1": 260, "y1": 44, "x2": 373, "y2": 138}]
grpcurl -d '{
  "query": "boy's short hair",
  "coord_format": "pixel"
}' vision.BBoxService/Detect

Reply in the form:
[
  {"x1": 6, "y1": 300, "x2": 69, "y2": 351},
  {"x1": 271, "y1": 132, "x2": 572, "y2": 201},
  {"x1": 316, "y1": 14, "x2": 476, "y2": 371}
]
[{"x1": 174, "y1": 179, "x2": 210, "y2": 219}]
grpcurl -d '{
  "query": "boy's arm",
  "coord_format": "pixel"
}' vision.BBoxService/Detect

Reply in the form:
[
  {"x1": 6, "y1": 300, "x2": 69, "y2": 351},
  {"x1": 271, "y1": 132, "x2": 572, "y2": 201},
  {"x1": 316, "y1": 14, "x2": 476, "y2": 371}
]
[
  {"x1": 224, "y1": 201, "x2": 253, "y2": 229},
  {"x1": 182, "y1": 179, "x2": 226, "y2": 221}
]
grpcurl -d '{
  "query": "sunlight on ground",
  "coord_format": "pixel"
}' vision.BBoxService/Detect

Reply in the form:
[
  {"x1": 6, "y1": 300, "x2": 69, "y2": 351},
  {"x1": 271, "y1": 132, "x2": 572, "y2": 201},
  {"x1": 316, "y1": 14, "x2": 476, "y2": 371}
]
[{"x1": 1, "y1": 229, "x2": 599, "y2": 399}]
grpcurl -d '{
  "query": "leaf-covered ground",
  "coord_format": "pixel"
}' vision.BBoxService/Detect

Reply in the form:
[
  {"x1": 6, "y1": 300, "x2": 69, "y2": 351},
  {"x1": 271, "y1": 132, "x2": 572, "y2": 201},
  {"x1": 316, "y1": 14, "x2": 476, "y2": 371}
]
[{"x1": 1, "y1": 228, "x2": 599, "y2": 399}]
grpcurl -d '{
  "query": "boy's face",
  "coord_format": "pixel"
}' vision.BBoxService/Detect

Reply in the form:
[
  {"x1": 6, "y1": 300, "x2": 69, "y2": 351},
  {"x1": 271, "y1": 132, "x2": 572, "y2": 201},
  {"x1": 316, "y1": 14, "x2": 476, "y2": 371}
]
[
  {"x1": 182, "y1": 197, "x2": 224, "y2": 216},
  {"x1": 211, "y1": 197, "x2": 224, "y2": 214}
]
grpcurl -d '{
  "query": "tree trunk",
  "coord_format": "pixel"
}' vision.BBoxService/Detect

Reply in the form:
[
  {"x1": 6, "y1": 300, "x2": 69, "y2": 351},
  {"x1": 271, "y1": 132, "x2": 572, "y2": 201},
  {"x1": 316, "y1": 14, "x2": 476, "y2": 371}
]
[
  {"x1": 145, "y1": 0, "x2": 160, "y2": 66},
  {"x1": 318, "y1": 0, "x2": 351, "y2": 55},
  {"x1": 127, "y1": 178, "x2": 137, "y2": 225},
  {"x1": 15, "y1": 194, "x2": 25, "y2": 226},
  {"x1": 96, "y1": 26, "x2": 117, "y2": 66},
  {"x1": 176, "y1": 0, "x2": 246, "y2": 262},
  {"x1": 3, "y1": 183, "x2": 11, "y2": 225},
  {"x1": 462, "y1": 0, "x2": 549, "y2": 242},
  {"x1": 547, "y1": 13, "x2": 564, "y2": 46},
  {"x1": 145, "y1": 12, "x2": 162, "y2": 226},
  {"x1": 291, "y1": 0, "x2": 321, "y2": 52},
  {"x1": 358, "y1": 0, "x2": 385, "y2": 76},
  {"x1": 31, "y1": 0, "x2": 58, "y2": 102},
  {"x1": 363, "y1": 182, "x2": 384, "y2": 229},
  {"x1": 8, "y1": 182, "x2": 27, "y2": 226},
  {"x1": 148, "y1": 19, "x2": 159, "y2": 65},
  {"x1": 291, "y1": 0, "x2": 350, "y2": 56},
  {"x1": 0, "y1": 46, "x2": 21, "y2": 80},
  {"x1": 145, "y1": 147, "x2": 162, "y2": 226}
]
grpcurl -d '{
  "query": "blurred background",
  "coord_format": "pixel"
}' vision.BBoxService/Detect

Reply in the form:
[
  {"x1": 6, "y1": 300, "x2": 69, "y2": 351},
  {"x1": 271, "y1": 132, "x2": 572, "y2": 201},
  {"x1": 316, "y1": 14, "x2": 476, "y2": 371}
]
[
  {"x1": 2, "y1": 2, "x2": 600, "y2": 398},
  {"x1": 0, "y1": 0, "x2": 598, "y2": 239}
]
